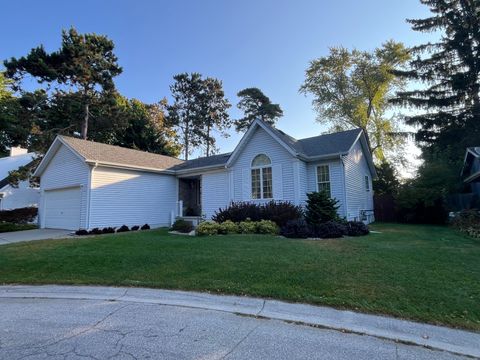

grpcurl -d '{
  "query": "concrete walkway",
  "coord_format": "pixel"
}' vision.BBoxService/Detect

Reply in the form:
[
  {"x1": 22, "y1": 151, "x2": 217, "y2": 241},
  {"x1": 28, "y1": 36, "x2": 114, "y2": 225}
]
[
  {"x1": 0, "y1": 285, "x2": 478, "y2": 358},
  {"x1": 0, "y1": 229, "x2": 72, "y2": 245}
]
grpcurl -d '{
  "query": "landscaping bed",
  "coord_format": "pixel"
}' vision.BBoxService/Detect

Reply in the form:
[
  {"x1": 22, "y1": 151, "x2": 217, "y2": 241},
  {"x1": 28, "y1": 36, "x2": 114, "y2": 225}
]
[
  {"x1": 0, "y1": 222, "x2": 37, "y2": 233},
  {"x1": 0, "y1": 222, "x2": 478, "y2": 331}
]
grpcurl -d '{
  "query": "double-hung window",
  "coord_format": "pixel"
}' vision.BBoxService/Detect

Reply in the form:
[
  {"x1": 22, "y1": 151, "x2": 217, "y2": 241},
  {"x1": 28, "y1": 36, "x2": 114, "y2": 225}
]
[
  {"x1": 316, "y1": 165, "x2": 331, "y2": 196},
  {"x1": 251, "y1": 154, "x2": 273, "y2": 199}
]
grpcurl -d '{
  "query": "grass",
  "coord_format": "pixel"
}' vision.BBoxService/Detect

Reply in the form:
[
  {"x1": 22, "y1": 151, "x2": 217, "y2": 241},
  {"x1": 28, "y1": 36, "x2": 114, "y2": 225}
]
[
  {"x1": 0, "y1": 223, "x2": 479, "y2": 331},
  {"x1": 0, "y1": 222, "x2": 37, "y2": 233}
]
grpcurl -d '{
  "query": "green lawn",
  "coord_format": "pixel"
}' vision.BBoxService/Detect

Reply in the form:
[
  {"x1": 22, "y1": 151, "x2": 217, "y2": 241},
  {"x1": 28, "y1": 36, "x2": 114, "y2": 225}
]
[
  {"x1": 0, "y1": 222, "x2": 37, "y2": 233},
  {"x1": 0, "y1": 223, "x2": 479, "y2": 331}
]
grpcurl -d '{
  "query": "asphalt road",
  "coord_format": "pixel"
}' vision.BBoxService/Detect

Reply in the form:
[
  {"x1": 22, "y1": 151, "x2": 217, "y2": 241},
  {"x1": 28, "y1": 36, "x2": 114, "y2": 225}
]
[{"x1": 0, "y1": 298, "x2": 468, "y2": 360}]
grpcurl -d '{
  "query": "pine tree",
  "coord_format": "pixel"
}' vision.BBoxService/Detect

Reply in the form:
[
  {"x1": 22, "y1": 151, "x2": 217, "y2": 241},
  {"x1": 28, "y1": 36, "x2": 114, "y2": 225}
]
[
  {"x1": 392, "y1": 0, "x2": 480, "y2": 160},
  {"x1": 235, "y1": 88, "x2": 283, "y2": 132}
]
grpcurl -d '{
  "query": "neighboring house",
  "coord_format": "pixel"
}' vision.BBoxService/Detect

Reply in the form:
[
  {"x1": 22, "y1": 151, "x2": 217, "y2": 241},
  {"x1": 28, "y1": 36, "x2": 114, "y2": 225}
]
[
  {"x1": 461, "y1": 147, "x2": 480, "y2": 195},
  {"x1": 34, "y1": 119, "x2": 376, "y2": 230},
  {"x1": 0, "y1": 147, "x2": 39, "y2": 211}
]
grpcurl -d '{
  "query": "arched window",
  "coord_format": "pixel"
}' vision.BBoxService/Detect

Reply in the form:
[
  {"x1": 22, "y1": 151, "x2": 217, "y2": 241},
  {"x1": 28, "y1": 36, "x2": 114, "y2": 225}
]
[{"x1": 251, "y1": 154, "x2": 273, "y2": 199}]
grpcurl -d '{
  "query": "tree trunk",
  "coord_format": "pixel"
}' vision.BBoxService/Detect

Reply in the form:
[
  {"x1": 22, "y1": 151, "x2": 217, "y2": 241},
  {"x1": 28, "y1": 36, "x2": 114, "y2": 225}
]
[
  {"x1": 184, "y1": 122, "x2": 189, "y2": 161},
  {"x1": 81, "y1": 101, "x2": 89, "y2": 140},
  {"x1": 206, "y1": 123, "x2": 211, "y2": 157}
]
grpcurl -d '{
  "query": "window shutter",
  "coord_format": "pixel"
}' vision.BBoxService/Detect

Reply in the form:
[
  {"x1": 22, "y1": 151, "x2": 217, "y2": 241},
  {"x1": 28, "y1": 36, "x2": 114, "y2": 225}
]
[
  {"x1": 242, "y1": 168, "x2": 251, "y2": 201},
  {"x1": 272, "y1": 164, "x2": 283, "y2": 200}
]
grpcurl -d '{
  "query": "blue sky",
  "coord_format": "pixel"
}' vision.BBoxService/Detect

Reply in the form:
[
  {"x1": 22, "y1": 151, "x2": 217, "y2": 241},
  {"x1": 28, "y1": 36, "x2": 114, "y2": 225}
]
[{"x1": 0, "y1": 0, "x2": 432, "y2": 159}]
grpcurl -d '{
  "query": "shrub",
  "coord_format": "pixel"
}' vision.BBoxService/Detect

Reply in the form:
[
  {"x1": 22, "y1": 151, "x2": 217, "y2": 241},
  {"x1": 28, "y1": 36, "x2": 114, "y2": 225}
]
[
  {"x1": 171, "y1": 219, "x2": 193, "y2": 233},
  {"x1": 102, "y1": 227, "x2": 116, "y2": 234},
  {"x1": 311, "y1": 221, "x2": 346, "y2": 239},
  {"x1": 255, "y1": 220, "x2": 280, "y2": 235},
  {"x1": 305, "y1": 191, "x2": 340, "y2": 226},
  {"x1": 0, "y1": 207, "x2": 38, "y2": 224},
  {"x1": 89, "y1": 228, "x2": 103, "y2": 235},
  {"x1": 75, "y1": 229, "x2": 89, "y2": 236},
  {"x1": 213, "y1": 202, "x2": 261, "y2": 223},
  {"x1": 451, "y1": 209, "x2": 480, "y2": 238},
  {"x1": 212, "y1": 201, "x2": 303, "y2": 227},
  {"x1": 218, "y1": 220, "x2": 239, "y2": 234},
  {"x1": 261, "y1": 201, "x2": 303, "y2": 227},
  {"x1": 117, "y1": 225, "x2": 130, "y2": 232},
  {"x1": 281, "y1": 219, "x2": 310, "y2": 239},
  {"x1": 196, "y1": 221, "x2": 219, "y2": 236},
  {"x1": 131, "y1": 225, "x2": 140, "y2": 231},
  {"x1": 141, "y1": 224, "x2": 150, "y2": 230},
  {"x1": 345, "y1": 221, "x2": 369, "y2": 236},
  {"x1": 238, "y1": 220, "x2": 257, "y2": 234}
]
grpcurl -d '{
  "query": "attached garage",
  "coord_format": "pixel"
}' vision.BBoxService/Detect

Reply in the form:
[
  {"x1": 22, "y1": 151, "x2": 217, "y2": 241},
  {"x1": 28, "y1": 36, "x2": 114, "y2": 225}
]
[
  {"x1": 43, "y1": 187, "x2": 81, "y2": 230},
  {"x1": 34, "y1": 136, "x2": 184, "y2": 230}
]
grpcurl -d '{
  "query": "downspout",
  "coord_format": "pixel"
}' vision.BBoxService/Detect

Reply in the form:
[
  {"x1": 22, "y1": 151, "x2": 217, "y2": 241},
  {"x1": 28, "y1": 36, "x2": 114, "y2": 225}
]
[
  {"x1": 85, "y1": 161, "x2": 98, "y2": 230},
  {"x1": 340, "y1": 154, "x2": 348, "y2": 220}
]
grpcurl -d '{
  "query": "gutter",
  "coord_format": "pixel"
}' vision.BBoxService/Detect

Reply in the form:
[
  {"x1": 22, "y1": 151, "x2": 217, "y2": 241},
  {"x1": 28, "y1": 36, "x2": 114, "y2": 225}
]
[{"x1": 84, "y1": 160, "x2": 176, "y2": 175}]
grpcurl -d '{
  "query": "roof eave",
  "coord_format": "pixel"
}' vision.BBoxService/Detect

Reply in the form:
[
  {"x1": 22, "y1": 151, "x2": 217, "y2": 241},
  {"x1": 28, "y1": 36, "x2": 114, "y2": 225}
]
[
  {"x1": 174, "y1": 164, "x2": 228, "y2": 175},
  {"x1": 464, "y1": 171, "x2": 480, "y2": 183},
  {"x1": 85, "y1": 160, "x2": 176, "y2": 174}
]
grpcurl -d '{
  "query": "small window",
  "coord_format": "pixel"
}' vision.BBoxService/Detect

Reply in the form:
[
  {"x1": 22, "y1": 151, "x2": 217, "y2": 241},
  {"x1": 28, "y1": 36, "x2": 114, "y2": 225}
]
[
  {"x1": 365, "y1": 175, "x2": 370, "y2": 191},
  {"x1": 317, "y1": 165, "x2": 331, "y2": 195},
  {"x1": 251, "y1": 154, "x2": 273, "y2": 199}
]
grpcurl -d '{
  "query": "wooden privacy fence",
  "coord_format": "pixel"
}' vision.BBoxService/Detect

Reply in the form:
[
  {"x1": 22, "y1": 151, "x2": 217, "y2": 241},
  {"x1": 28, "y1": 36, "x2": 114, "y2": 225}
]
[{"x1": 374, "y1": 194, "x2": 396, "y2": 222}]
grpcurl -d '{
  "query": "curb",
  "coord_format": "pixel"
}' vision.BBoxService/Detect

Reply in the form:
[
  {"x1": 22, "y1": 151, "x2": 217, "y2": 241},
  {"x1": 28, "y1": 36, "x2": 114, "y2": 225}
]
[{"x1": 0, "y1": 285, "x2": 478, "y2": 358}]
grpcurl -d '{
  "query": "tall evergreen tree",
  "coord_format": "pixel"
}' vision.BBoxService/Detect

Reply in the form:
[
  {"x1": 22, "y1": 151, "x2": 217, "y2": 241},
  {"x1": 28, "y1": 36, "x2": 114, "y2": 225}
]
[
  {"x1": 199, "y1": 77, "x2": 231, "y2": 156},
  {"x1": 167, "y1": 73, "x2": 205, "y2": 160},
  {"x1": 392, "y1": 0, "x2": 480, "y2": 160},
  {"x1": 235, "y1": 87, "x2": 283, "y2": 132},
  {"x1": 4, "y1": 27, "x2": 122, "y2": 140}
]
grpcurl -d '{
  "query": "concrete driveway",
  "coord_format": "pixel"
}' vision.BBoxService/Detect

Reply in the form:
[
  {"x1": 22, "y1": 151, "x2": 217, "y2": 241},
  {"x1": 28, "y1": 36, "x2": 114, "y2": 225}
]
[{"x1": 0, "y1": 228, "x2": 72, "y2": 245}]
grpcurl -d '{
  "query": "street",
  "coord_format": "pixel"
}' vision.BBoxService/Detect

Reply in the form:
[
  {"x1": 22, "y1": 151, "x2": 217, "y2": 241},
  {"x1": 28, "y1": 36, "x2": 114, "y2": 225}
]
[{"x1": 0, "y1": 297, "x2": 467, "y2": 360}]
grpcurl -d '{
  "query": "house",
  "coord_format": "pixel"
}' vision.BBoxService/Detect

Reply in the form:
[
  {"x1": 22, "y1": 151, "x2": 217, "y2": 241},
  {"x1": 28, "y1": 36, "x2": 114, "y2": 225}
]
[
  {"x1": 33, "y1": 119, "x2": 376, "y2": 230},
  {"x1": 0, "y1": 147, "x2": 39, "y2": 211},
  {"x1": 461, "y1": 147, "x2": 480, "y2": 196}
]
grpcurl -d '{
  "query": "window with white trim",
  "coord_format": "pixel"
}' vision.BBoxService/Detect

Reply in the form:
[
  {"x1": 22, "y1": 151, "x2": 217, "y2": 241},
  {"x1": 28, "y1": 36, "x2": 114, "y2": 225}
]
[
  {"x1": 316, "y1": 165, "x2": 331, "y2": 195},
  {"x1": 365, "y1": 175, "x2": 370, "y2": 191},
  {"x1": 251, "y1": 154, "x2": 273, "y2": 199}
]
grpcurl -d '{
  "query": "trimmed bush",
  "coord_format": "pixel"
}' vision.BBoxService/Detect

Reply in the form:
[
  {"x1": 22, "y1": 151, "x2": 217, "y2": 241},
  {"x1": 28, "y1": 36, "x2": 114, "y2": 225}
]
[
  {"x1": 102, "y1": 227, "x2": 116, "y2": 234},
  {"x1": 238, "y1": 220, "x2": 257, "y2": 234},
  {"x1": 346, "y1": 221, "x2": 369, "y2": 236},
  {"x1": 212, "y1": 201, "x2": 303, "y2": 227},
  {"x1": 255, "y1": 220, "x2": 280, "y2": 235},
  {"x1": 131, "y1": 225, "x2": 140, "y2": 231},
  {"x1": 451, "y1": 209, "x2": 480, "y2": 238},
  {"x1": 0, "y1": 207, "x2": 38, "y2": 224},
  {"x1": 117, "y1": 225, "x2": 130, "y2": 232},
  {"x1": 281, "y1": 219, "x2": 310, "y2": 239},
  {"x1": 310, "y1": 221, "x2": 346, "y2": 238},
  {"x1": 218, "y1": 220, "x2": 239, "y2": 234},
  {"x1": 196, "y1": 221, "x2": 219, "y2": 236},
  {"x1": 89, "y1": 228, "x2": 103, "y2": 235},
  {"x1": 305, "y1": 191, "x2": 340, "y2": 226},
  {"x1": 141, "y1": 224, "x2": 150, "y2": 230},
  {"x1": 75, "y1": 229, "x2": 89, "y2": 236},
  {"x1": 171, "y1": 219, "x2": 193, "y2": 233}
]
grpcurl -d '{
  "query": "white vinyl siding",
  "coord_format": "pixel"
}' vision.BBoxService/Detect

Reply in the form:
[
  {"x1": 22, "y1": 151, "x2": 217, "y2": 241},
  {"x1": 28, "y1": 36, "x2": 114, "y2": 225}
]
[
  {"x1": 0, "y1": 181, "x2": 39, "y2": 211},
  {"x1": 201, "y1": 170, "x2": 231, "y2": 219},
  {"x1": 89, "y1": 166, "x2": 177, "y2": 228},
  {"x1": 39, "y1": 144, "x2": 90, "y2": 229},
  {"x1": 344, "y1": 141, "x2": 374, "y2": 222},
  {"x1": 231, "y1": 126, "x2": 295, "y2": 203},
  {"x1": 306, "y1": 160, "x2": 347, "y2": 218}
]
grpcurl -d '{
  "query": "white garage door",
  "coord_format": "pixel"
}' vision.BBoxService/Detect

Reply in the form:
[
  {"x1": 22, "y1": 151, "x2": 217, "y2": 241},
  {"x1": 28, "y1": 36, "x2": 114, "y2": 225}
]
[{"x1": 44, "y1": 187, "x2": 81, "y2": 230}]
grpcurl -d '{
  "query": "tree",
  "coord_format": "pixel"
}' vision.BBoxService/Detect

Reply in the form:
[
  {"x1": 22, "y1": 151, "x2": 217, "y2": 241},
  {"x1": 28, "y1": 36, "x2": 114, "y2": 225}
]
[
  {"x1": 299, "y1": 41, "x2": 410, "y2": 162},
  {"x1": 4, "y1": 27, "x2": 122, "y2": 139},
  {"x1": 199, "y1": 77, "x2": 231, "y2": 156},
  {"x1": 392, "y1": 0, "x2": 480, "y2": 162},
  {"x1": 235, "y1": 87, "x2": 283, "y2": 132},
  {"x1": 373, "y1": 162, "x2": 401, "y2": 195},
  {"x1": 167, "y1": 73, "x2": 205, "y2": 160}
]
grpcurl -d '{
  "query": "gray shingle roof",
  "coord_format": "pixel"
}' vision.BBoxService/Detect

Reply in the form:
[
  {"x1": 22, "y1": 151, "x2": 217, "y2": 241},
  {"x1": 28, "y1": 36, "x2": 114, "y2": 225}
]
[
  {"x1": 60, "y1": 136, "x2": 184, "y2": 171},
  {"x1": 171, "y1": 152, "x2": 232, "y2": 171}
]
